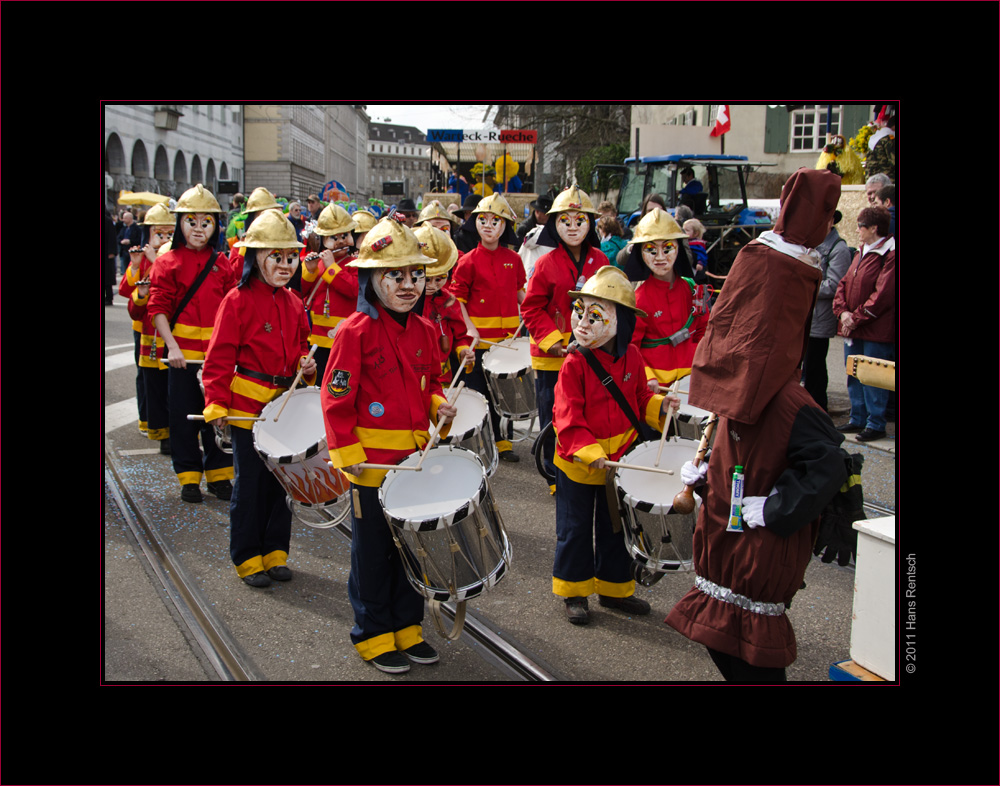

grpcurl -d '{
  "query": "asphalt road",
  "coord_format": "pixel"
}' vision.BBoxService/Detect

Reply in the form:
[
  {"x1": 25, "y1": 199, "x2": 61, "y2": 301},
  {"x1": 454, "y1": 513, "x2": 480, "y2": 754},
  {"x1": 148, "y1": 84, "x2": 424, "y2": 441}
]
[{"x1": 103, "y1": 279, "x2": 897, "y2": 683}]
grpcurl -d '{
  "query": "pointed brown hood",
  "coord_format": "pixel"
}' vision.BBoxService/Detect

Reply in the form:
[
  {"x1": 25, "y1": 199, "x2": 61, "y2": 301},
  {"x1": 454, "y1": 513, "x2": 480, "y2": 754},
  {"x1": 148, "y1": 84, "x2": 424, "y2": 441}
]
[{"x1": 687, "y1": 168, "x2": 841, "y2": 424}]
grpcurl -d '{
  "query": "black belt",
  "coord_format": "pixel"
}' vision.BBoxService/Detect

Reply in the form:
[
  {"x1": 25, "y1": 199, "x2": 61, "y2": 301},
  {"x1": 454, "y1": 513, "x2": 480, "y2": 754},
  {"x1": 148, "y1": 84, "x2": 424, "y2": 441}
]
[{"x1": 237, "y1": 365, "x2": 296, "y2": 387}]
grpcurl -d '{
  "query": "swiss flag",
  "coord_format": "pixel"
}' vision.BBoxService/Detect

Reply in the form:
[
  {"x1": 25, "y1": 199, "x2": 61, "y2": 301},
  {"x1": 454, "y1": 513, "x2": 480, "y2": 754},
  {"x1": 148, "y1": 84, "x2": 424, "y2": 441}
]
[{"x1": 710, "y1": 105, "x2": 730, "y2": 137}]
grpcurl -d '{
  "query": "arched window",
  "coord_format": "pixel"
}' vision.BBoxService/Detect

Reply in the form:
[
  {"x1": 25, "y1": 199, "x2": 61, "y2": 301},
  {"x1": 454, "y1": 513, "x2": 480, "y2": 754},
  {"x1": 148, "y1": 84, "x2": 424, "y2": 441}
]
[
  {"x1": 106, "y1": 133, "x2": 126, "y2": 174},
  {"x1": 154, "y1": 145, "x2": 170, "y2": 180},
  {"x1": 174, "y1": 150, "x2": 188, "y2": 184},
  {"x1": 131, "y1": 140, "x2": 149, "y2": 178}
]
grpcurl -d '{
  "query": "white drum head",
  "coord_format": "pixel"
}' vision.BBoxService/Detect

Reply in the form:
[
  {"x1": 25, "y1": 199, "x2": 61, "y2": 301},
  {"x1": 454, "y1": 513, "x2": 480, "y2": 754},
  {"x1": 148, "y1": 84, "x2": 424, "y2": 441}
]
[
  {"x1": 615, "y1": 439, "x2": 698, "y2": 514},
  {"x1": 483, "y1": 337, "x2": 531, "y2": 377},
  {"x1": 254, "y1": 387, "x2": 326, "y2": 461},
  {"x1": 381, "y1": 446, "x2": 487, "y2": 529},
  {"x1": 444, "y1": 388, "x2": 490, "y2": 441}
]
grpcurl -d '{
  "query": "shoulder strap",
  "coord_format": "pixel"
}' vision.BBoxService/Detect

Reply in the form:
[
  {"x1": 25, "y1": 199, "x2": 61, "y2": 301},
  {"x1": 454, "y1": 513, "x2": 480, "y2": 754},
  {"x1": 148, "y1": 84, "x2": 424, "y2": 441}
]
[
  {"x1": 170, "y1": 251, "x2": 218, "y2": 330},
  {"x1": 579, "y1": 347, "x2": 643, "y2": 435}
]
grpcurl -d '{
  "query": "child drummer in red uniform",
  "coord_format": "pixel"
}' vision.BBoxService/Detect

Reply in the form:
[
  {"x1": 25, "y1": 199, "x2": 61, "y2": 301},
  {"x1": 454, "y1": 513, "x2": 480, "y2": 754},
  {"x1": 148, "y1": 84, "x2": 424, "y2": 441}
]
[
  {"x1": 321, "y1": 215, "x2": 458, "y2": 674},
  {"x1": 552, "y1": 266, "x2": 680, "y2": 625},
  {"x1": 201, "y1": 209, "x2": 316, "y2": 588}
]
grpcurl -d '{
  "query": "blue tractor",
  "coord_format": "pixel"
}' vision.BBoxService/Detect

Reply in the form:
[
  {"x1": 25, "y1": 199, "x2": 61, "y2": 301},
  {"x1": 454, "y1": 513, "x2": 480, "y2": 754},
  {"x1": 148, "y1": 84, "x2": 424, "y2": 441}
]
[{"x1": 592, "y1": 153, "x2": 775, "y2": 285}]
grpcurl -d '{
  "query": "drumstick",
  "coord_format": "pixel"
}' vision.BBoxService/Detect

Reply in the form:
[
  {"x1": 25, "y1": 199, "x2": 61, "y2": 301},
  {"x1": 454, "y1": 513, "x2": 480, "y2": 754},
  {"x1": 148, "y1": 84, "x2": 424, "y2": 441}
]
[
  {"x1": 187, "y1": 414, "x2": 263, "y2": 422},
  {"x1": 605, "y1": 460, "x2": 674, "y2": 476},
  {"x1": 327, "y1": 461, "x2": 422, "y2": 472},
  {"x1": 671, "y1": 414, "x2": 718, "y2": 515},
  {"x1": 475, "y1": 338, "x2": 519, "y2": 350},
  {"x1": 273, "y1": 343, "x2": 319, "y2": 422},
  {"x1": 654, "y1": 380, "x2": 682, "y2": 467},
  {"x1": 415, "y1": 380, "x2": 464, "y2": 469}
]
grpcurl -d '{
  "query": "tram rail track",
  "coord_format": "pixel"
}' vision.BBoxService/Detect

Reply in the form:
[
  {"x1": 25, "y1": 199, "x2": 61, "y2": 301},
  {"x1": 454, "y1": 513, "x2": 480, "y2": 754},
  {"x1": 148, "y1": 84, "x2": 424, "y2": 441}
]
[
  {"x1": 104, "y1": 449, "x2": 558, "y2": 682},
  {"x1": 105, "y1": 443, "x2": 891, "y2": 683}
]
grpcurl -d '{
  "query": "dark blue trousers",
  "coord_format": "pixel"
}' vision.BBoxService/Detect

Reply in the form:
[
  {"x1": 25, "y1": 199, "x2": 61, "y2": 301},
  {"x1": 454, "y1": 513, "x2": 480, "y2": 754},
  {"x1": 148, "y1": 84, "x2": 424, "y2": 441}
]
[
  {"x1": 166, "y1": 364, "x2": 233, "y2": 486},
  {"x1": 229, "y1": 427, "x2": 291, "y2": 576},
  {"x1": 348, "y1": 484, "x2": 425, "y2": 658}
]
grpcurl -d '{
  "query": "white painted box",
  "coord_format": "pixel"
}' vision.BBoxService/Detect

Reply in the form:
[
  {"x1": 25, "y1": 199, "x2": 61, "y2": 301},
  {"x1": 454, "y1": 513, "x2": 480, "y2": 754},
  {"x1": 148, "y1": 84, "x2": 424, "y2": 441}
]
[{"x1": 850, "y1": 515, "x2": 896, "y2": 681}]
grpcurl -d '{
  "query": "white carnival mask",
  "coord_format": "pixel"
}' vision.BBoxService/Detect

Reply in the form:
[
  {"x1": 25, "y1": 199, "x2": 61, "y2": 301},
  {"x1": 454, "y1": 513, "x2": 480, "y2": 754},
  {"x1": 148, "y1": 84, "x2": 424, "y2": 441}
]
[
  {"x1": 180, "y1": 213, "x2": 215, "y2": 250},
  {"x1": 555, "y1": 210, "x2": 589, "y2": 248},
  {"x1": 373, "y1": 265, "x2": 425, "y2": 312},
  {"x1": 571, "y1": 295, "x2": 617, "y2": 349},
  {"x1": 256, "y1": 248, "x2": 297, "y2": 288}
]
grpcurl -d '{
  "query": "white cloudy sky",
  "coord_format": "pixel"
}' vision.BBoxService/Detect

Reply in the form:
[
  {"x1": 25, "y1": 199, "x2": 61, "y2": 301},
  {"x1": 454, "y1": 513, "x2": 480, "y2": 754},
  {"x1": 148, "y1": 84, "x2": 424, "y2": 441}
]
[{"x1": 365, "y1": 104, "x2": 494, "y2": 133}]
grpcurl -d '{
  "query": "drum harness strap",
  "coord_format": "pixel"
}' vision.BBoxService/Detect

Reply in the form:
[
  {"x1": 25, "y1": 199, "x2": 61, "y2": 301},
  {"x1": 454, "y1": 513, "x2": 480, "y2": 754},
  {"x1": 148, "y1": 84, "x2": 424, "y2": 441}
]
[
  {"x1": 578, "y1": 347, "x2": 643, "y2": 535},
  {"x1": 169, "y1": 251, "x2": 219, "y2": 331}
]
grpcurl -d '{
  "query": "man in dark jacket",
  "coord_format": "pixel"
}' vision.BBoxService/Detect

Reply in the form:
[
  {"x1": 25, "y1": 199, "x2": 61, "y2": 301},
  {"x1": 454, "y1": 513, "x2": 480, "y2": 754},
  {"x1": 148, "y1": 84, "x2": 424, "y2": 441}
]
[
  {"x1": 117, "y1": 211, "x2": 142, "y2": 274},
  {"x1": 104, "y1": 208, "x2": 119, "y2": 305}
]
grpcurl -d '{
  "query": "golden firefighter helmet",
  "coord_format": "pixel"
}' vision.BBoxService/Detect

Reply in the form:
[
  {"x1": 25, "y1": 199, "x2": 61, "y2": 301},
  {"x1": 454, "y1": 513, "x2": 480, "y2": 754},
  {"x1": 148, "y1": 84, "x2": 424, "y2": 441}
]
[
  {"x1": 244, "y1": 187, "x2": 282, "y2": 214},
  {"x1": 143, "y1": 202, "x2": 174, "y2": 226},
  {"x1": 471, "y1": 192, "x2": 517, "y2": 224},
  {"x1": 628, "y1": 206, "x2": 688, "y2": 244},
  {"x1": 234, "y1": 208, "x2": 304, "y2": 250},
  {"x1": 548, "y1": 184, "x2": 598, "y2": 215},
  {"x1": 351, "y1": 209, "x2": 378, "y2": 234},
  {"x1": 413, "y1": 224, "x2": 459, "y2": 277},
  {"x1": 171, "y1": 183, "x2": 223, "y2": 213},
  {"x1": 350, "y1": 216, "x2": 435, "y2": 269},
  {"x1": 314, "y1": 203, "x2": 357, "y2": 236},
  {"x1": 415, "y1": 199, "x2": 460, "y2": 228},
  {"x1": 568, "y1": 265, "x2": 647, "y2": 317}
]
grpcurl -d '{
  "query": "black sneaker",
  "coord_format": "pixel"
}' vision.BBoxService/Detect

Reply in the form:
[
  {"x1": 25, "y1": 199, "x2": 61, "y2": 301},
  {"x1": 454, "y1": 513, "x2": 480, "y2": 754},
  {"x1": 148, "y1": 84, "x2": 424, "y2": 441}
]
[
  {"x1": 404, "y1": 641, "x2": 440, "y2": 665},
  {"x1": 836, "y1": 422, "x2": 864, "y2": 434},
  {"x1": 855, "y1": 428, "x2": 886, "y2": 442},
  {"x1": 370, "y1": 651, "x2": 411, "y2": 674},
  {"x1": 565, "y1": 597, "x2": 590, "y2": 625},
  {"x1": 207, "y1": 480, "x2": 233, "y2": 500},
  {"x1": 243, "y1": 572, "x2": 272, "y2": 588},
  {"x1": 267, "y1": 565, "x2": 293, "y2": 581},
  {"x1": 499, "y1": 450, "x2": 520, "y2": 463},
  {"x1": 598, "y1": 594, "x2": 651, "y2": 616},
  {"x1": 159, "y1": 438, "x2": 171, "y2": 455},
  {"x1": 181, "y1": 483, "x2": 203, "y2": 503}
]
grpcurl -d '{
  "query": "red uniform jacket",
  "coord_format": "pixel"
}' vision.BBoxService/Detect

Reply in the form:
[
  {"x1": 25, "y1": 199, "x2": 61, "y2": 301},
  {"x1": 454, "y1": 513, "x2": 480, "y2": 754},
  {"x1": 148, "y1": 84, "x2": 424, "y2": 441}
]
[
  {"x1": 420, "y1": 290, "x2": 473, "y2": 385},
  {"x1": 521, "y1": 244, "x2": 606, "y2": 372},
  {"x1": 201, "y1": 277, "x2": 315, "y2": 429},
  {"x1": 120, "y1": 254, "x2": 168, "y2": 369},
  {"x1": 321, "y1": 303, "x2": 450, "y2": 488},
  {"x1": 147, "y1": 246, "x2": 235, "y2": 360},
  {"x1": 553, "y1": 345, "x2": 665, "y2": 485},
  {"x1": 632, "y1": 276, "x2": 708, "y2": 385},
  {"x1": 299, "y1": 255, "x2": 359, "y2": 349},
  {"x1": 449, "y1": 243, "x2": 525, "y2": 344}
]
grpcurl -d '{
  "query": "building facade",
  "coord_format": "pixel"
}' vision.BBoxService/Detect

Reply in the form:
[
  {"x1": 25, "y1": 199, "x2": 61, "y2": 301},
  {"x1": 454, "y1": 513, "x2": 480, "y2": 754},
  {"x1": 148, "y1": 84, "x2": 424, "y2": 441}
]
[
  {"x1": 104, "y1": 103, "x2": 245, "y2": 210},
  {"x1": 632, "y1": 104, "x2": 876, "y2": 197},
  {"x1": 243, "y1": 104, "x2": 370, "y2": 206},
  {"x1": 368, "y1": 123, "x2": 442, "y2": 204}
]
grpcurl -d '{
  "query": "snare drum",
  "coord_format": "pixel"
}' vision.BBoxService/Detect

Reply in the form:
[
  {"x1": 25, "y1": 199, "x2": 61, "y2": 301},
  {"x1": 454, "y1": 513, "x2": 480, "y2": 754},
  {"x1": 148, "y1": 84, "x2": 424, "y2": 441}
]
[
  {"x1": 379, "y1": 445, "x2": 511, "y2": 603},
  {"x1": 253, "y1": 387, "x2": 350, "y2": 529},
  {"x1": 614, "y1": 439, "x2": 701, "y2": 575},
  {"x1": 482, "y1": 337, "x2": 537, "y2": 422},
  {"x1": 440, "y1": 388, "x2": 498, "y2": 477},
  {"x1": 673, "y1": 393, "x2": 713, "y2": 442}
]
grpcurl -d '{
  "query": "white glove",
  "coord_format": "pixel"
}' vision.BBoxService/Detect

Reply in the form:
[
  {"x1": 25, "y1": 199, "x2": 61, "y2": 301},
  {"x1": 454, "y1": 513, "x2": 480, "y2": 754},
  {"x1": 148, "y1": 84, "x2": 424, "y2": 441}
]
[
  {"x1": 741, "y1": 489, "x2": 778, "y2": 529},
  {"x1": 680, "y1": 460, "x2": 708, "y2": 487}
]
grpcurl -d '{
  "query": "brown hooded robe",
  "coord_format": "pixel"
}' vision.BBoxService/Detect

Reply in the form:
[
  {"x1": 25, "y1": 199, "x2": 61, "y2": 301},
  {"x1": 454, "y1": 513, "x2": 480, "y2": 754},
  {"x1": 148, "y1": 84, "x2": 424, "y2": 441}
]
[{"x1": 664, "y1": 169, "x2": 850, "y2": 671}]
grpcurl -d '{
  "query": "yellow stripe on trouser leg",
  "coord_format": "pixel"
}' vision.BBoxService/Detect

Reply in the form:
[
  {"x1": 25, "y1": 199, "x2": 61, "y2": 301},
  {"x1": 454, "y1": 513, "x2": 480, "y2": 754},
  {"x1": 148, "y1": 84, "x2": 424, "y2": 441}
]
[
  {"x1": 594, "y1": 578, "x2": 636, "y2": 598},
  {"x1": 147, "y1": 426, "x2": 169, "y2": 440},
  {"x1": 262, "y1": 550, "x2": 288, "y2": 572},
  {"x1": 394, "y1": 625, "x2": 424, "y2": 652},
  {"x1": 205, "y1": 466, "x2": 235, "y2": 483},
  {"x1": 177, "y1": 471, "x2": 202, "y2": 486},
  {"x1": 236, "y1": 555, "x2": 265, "y2": 579},
  {"x1": 552, "y1": 576, "x2": 595, "y2": 598},
  {"x1": 355, "y1": 632, "x2": 397, "y2": 661},
  {"x1": 496, "y1": 440, "x2": 513, "y2": 453}
]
